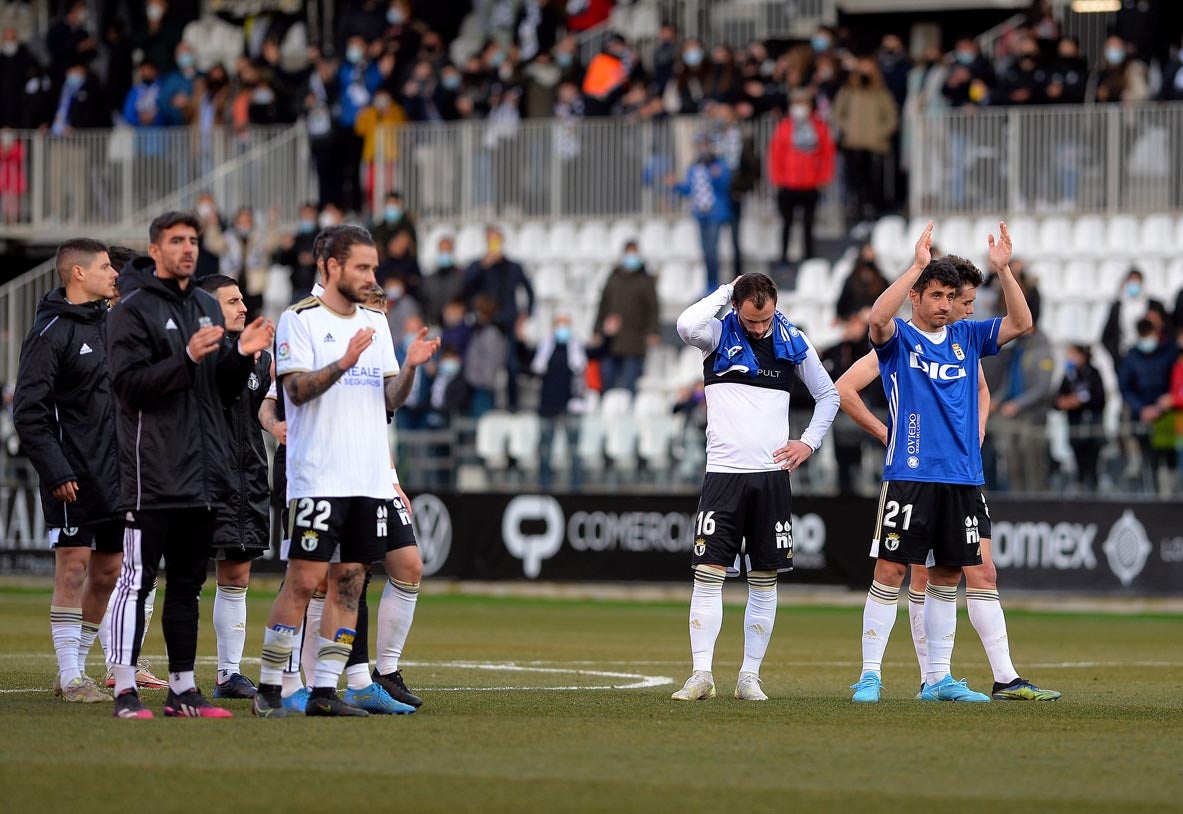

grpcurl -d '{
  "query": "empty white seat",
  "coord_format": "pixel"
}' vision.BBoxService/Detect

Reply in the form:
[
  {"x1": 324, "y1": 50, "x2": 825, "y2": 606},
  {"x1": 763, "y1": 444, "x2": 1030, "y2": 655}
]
[
  {"x1": 1037, "y1": 216, "x2": 1072, "y2": 258},
  {"x1": 633, "y1": 390, "x2": 669, "y2": 418},
  {"x1": 1104, "y1": 215, "x2": 1140, "y2": 256},
  {"x1": 637, "y1": 414, "x2": 683, "y2": 471},
  {"x1": 796, "y1": 258, "x2": 831, "y2": 298},
  {"x1": 639, "y1": 219, "x2": 671, "y2": 260},
  {"x1": 515, "y1": 221, "x2": 548, "y2": 262},
  {"x1": 1070, "y1": 215, "x2": 1107, "y2": 257},
  {"x1": 455, "y1": 223, "x2": 486, "y2": 264},
  {"x1": 544, "y1": 220, "x2": 578, "y2": 261},
  {"x1": 741, "y1": 215, "x2": 776, "y2": 261},
  {"x1": 577, "y1": 412, "x2": 607, "y2": 472},
  {"x1": 475, "y1": 411, "x2": 513, "y2": 470},
  {"x1": 668, "y1": 218, "x2": 700, "y2": 263},
  {"x1": 935, "y1": 216, "x2": 972, "y2": 257},
  {"x1": 1138, "y1": 213, "x2": 1175, "y2": 255},
  {"x1": 607, "y1": 219, "x2": 640, "y2": 257},
  {"x1": 532, "y1": 264, "x2": 566, "y2": 300},
  {"x1": 678, "y1": 344, "x2": 706, "y2": 386},
  {"x1": 576, "y1": 220, "x2": 611, "y2": 262},
  {"x1": 604, "y1": 414, "x2": 639, "y2": 471},
  {"x1": 600, "y1": 388, "x2": 633, "y2": 417},
  {"x1": 871, "y1": 215, "x2": 907, "y2": 267},
  {"x1": 507, "y1": 413, "x2": 541, "y2": 472},
  {"x1": 1002, "y1": 215, "x2": 1038, "y2": 259}
]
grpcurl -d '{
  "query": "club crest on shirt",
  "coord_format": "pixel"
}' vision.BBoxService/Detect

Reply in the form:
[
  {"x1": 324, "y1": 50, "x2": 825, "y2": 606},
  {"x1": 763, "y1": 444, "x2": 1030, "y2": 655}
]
[
  {"x1": 248, "y1": 373, "x2": 260, "y2": 391},
  {"x1": 726, "y1": 345, "x2": 744, "y2": 359},
  {"x1": 952, "y1": 342, "x2": 965, "y2": 361}
]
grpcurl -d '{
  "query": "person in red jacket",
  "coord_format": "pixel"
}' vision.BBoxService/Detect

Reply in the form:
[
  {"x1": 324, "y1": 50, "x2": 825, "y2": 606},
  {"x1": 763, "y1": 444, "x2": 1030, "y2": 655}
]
[{"x1": 767, "y1": 90, "x2": 835, "y2": 264}]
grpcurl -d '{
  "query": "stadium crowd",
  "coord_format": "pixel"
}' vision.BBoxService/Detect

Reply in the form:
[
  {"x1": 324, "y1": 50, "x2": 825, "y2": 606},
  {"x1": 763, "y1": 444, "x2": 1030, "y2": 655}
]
[{"x1": 4, "y1": 1, "x2": 1183, "y2": 221}]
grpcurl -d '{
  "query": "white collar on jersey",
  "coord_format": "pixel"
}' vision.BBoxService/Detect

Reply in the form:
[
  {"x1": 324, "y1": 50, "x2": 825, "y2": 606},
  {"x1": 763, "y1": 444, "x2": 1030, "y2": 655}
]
[{"x1": 907, "y1": 320, "x2": 947, "y2": 344}]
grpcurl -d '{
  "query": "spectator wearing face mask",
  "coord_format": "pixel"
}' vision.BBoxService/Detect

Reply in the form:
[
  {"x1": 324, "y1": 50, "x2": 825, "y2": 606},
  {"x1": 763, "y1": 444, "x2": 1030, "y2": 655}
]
[
  {"x1": 159, "y1": 42, "x2": 200, "y2": 126},
  {"x1": 464, "y1": 295, "x2": 508, "y2": 418},
  {"x1": 194, "y1": 192, "x2": 226, "y2": 279},
  {"x1": 833, "y1": 57, "x2": 898, "y2": 224},
  {"x1": 122, "y1": 60, "x2": 163, "y2": 128},
  {"x1": 1054, "y1": 344, "x2": 1106, "y2": 491},
  {"x1": 420, "y1": 237, "x2": 464, "y2": 325},
  {"x1": 438, "y1": 299, "x2": 473, "y2": 356},
  {"x1": 135, "y1": 0, "x2": 185, "y2": 74},
  {"x1": 47, "y1": 2, "x2": 97, "y2": 86},
  {"x1": 275, "y1": 202, "x2": 320, "y2": 302},
  {"x1": 663, "y1": 38, "x2": 708, "y2": 115},
  {"x1": 652, "y1": 23, "x2": 680, "y2": 93},
  {"x1": 1119, "y1": 318, "x2": 1177, "y2": 489},
  {"x1": 371, "y1": 191, "x2": 417, "y2": 261},
  {"x1": 336, "y1": 35, "x2": 391, "y2": 212},
  {"x1": 1103, "y1": 268, "x2": 1165, "y2": 366},
  {"x1": 1, "y1": 29, "x2": 39, "y2": 128},
  {"x1": 52, "y1": 61, "x2": 107, "y2": 135},
  {"x1": 530, "y1": 314, "x2": 587, "y2": 491},
  {"x1": 378, "y1": 230, "x2": 423, "y2": 298},
  {"x1": 767, "y1": 90, "x2": 835, "y2": 263},
  {"x1": 667, "y1": 135, "x2": 732, "y2": 291},
  {"x1": 594, "y1": 241, "x2": 661, "y2": 395},
  {"x1": 1091, "y1": 35, "x2": 1148, "y2": 104},
  {"x1": 204, "y1": 206, "x2": 281, "y2": 318},
  {"x1": 355, "y1": 89, "x2": 406, "y2": 211}
]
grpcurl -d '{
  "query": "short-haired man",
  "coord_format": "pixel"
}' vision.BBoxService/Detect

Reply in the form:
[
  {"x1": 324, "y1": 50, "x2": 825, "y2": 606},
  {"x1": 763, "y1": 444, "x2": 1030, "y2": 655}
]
[
  {"x1": 13, "y1": 239, "x2": 121, "y2": 703},
  {"x1": 106, "y1": 211, "x2": 275, "y2": 719},
  {"x1": 847, "y1": 222, "x2": 1033, "y2": 704},
  {"x1": 252, "y1": 225, "x2": 439, "y2": 718},
  {"x1": 832, "y1": 259, "x2": 1060, "y2": 701},
  {"x1": 200, "y1": 274, "x2": 274, "y2": 700},
  {"x1": 673, "y1": 272, "x2": 839, "y2": 701}
]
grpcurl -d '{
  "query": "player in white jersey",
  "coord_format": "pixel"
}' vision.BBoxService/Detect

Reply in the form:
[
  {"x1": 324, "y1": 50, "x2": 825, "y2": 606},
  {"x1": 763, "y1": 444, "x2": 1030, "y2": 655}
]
[
  {"x1": 831, "y1": 260, "x2": 1060, "y2": 701},
  {"x1": 673, "y1": 272, "x2": 839, "y2": 701},
  {"x1": 252, "y1": 225, "x2": 439, "y2": 718},
  {"x1": 846, "y1": 222, "x2": 1033, "y2": 704}
]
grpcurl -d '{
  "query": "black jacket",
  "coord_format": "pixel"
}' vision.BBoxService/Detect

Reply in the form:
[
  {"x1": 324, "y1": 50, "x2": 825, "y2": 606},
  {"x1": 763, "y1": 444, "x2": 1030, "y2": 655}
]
[
  {"x1": 106, "y1": 259, "x2": 253, "y2": 512},
  {"x1": 214, "y1": 341, "x2": 272, "y2": 552},
  {"x1": 12, "y1": 289, "x2": 120, "y2": 528}
]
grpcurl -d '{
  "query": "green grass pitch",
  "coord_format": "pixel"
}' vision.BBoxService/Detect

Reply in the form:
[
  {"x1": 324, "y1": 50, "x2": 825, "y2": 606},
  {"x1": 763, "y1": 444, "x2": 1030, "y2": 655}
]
[{"x1": 2, "y1": 583, "x2": 1181, "y2": 813}]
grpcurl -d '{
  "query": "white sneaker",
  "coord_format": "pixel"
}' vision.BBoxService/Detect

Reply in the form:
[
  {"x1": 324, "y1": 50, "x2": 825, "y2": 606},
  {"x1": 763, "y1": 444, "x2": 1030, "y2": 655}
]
[
  {"x1": 671, "y1": 671, "x2": 716, "y2": 701},
  {"x1": 734, "y1": 672, "x2": 768, "y2": 701}
]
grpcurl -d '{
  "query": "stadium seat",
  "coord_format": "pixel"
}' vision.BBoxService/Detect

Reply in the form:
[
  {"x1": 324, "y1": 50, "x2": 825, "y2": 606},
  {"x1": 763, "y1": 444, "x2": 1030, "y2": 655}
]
[
  {"x1": 1104, "y1": 215, "x2": 1140, "y2": 257},
  {"x1": 1037, "y1": 216, "x2": 1072, "y2": 258},
  {"x1": 740, "y1": 215, "x2": 776, "y2": 262},
  {"x1": 657, "y1": 261, "x2": 694, "y2": 309},
  {"x1": 1071, "y1": 215, "x2": 1107, "y2": 258},
  {"x1": 1135, "y1": 213, "x2": 1171, "y2": 255},
  {"x1": 1060, "y1": 260, "x2": 1097, "y2": 302},
  {"x1": 875, "y1": 214, "x2": 908, "y2": 268},
  {"x1": 677, "y1": 344, "x2": 706, "y2": 386},
  {"x1": 795, "y1": 258, "x2": 830, "y2": 298},
  {"x1": 604, "y1": 415, "x2": 639, "y2": 472},
  {"x1": 544, "y1": 220, "x2": 578, "y2": 261},
  {"x1": 455, "y1": 223, "x2": 486, "y2": 264},
  {"x1": 1000, "y1": 214, "x2": 1038, "y2": 259},
  {"x1": 668, "y1": 218, "x2": 700, "y2": 262},
  {"x1": 637, "y1": 414, "x2": 684, "y2": 472},
  {"x1": 828, "y1": 248, "x2": 856, "y2": 300},
  {"x1": 600, "y1": 388, "x2": 633, "y2": 417},
  {"x1": 576, "y1": 411, "x2": 607, "y2": 473},
  {"x1": 516, "y1": 221, "x2": 549, "y2": 262},
  {"x1": 475, "y1": 411, "x2": 513, "y2": 470},
  {"x1": 935, "y1": 216, "x2": 972, "y2": 257},
  {"x1": 507, "y1": 413, "x2": 541, "y2": 473},
  {"x1": 639, "y1": 219, "x2": 671, "y2": 260},
  {"x1": 1028, "y1": 260, "x2": 1062, "y2": 293},
  {"x1": 532, "y1": 264, "x2": 566, "y2": 300},
  {"x1": 633, "y1": 390, "x2": 670, "y2": 418},
  {"x1": 576, "y1": 220, "x2": 612, "y2": 262}
]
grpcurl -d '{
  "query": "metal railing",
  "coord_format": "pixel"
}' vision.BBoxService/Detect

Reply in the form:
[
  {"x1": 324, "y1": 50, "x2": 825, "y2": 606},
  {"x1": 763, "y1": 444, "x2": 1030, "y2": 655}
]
[
  {"x1": 908, "y1": 102, "x2": 1183, "y2": 216},
  {"x1": 370, "y1": 114, "x2": 845, "y2": 229},
  {"x1": 0, "y1": 258, "x2": 57, "y2": 388},
  {"x1": 0, "y1": 125, "x2": 312, "y2": 243}
]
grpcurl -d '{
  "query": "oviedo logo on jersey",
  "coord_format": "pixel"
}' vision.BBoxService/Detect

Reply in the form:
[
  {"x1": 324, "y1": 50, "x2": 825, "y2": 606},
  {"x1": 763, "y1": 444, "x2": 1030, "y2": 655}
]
[
  {"x1": 906, "y1": 412, "x2": 921, "y2": 469},
  {"x1": 909, "y1": 351, "x2": 967, "y2": 381},
  {"x1": 500, "y1": 496, "x2": 828, "y2": 578}
]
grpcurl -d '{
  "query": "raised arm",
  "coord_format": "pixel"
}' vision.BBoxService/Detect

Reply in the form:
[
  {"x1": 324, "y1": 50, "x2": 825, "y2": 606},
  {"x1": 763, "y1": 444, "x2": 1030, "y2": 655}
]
[
  {"x1": 676, "y1": 283, "x2": 732, "y2": 353},
  {"x1": 868, "y1": 221, "x2": 933, "y2": 346},
  {"x1": 987, "y1": 222, "x2": 1034, "y2": 346},
  {"x1": 836, "y1": 350, "x2": 888, "y2": 445},
  {"x1": 384, "y1": 326, "x2": 440, "y2": 411}
]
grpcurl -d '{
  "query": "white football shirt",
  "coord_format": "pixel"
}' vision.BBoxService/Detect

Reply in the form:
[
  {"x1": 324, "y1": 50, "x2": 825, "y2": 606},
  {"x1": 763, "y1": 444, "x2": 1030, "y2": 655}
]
[{"x1": 275, "y1": 298, "x2": 399, "y2": 499}]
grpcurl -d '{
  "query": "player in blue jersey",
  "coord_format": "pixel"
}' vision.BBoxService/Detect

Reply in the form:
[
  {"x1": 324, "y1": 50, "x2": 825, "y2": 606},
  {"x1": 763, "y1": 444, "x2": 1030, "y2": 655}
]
[
  {"x1": 830, "y1": 260, "x2": 1060, "y2": 701},
  {"x1": 849, "y1": 221, "x2": 1033, "y2": 703}
]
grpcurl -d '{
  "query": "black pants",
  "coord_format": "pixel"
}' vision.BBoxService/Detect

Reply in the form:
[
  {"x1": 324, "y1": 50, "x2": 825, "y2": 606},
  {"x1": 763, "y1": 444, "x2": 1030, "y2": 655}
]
[
  {"x1": 109, "y1": 507, "x2": 216, "y2": 673},
  {"x1": 842, "y1": 148, "x2": 886, "y2": 222},
  {"x1": 777, "y1": 187, "x2": 819, "y2": 261},
  {"x1": 336, "y1": 126, "x2": 365, "y2": 213}
]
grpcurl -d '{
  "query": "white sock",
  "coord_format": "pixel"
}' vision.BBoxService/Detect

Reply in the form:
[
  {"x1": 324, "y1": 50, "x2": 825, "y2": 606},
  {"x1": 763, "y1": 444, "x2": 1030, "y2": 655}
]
[
  {"x1": 967, "y1": 589, "x2": 1019, "y2": 685},
  {"x1": 345, "y1": 663, "x2": 371, "y2": 691},
  {"x1": 907, "y1": 589, "x2": 927, "y2": 685},
  {"x1": 50, "y1": 605, "x2": 83, "y2": 685},
  {"x1": 78, "y1": 620, "x2": 100, "y2": 675},
  {"x1": 740, "y1": 572, "x2": 777, "y2": 676},
  {"x1": 375, "y1": 578, "x2": 419, "y2": 674},
  {"x1": 301, "y1": 594, "x2": 325, "y2": 685},
  {"x1": 924, "y1": 584, "x2": 959, "y2": 685},
  {"x1": 689, "y1": 568, "x2": 724, "y2": 674},
  {"x1": 213, "y1": 584, "x2": 248, "y2": 682},
  {"x1": 313, "y1": 633, "x2": 353, "y2": 690},
  {"x1": 168, "y1": 669, "x2": 195, "y2": 695},
  {"x1": 860, "y1": 581, "x2": 900, "y2": 677},
  {"x1": 113, "y1": 664, "x2": 137, "y2": 694},
  {"x1": 260, "y1": 624, "x2": 298, "y2": 687},
  {"x1": 142, "y1": 582, "x2": 157, "y2": 649},
  {"x1": 281, "y1": 671, "x2": 304, "y2": 697}
]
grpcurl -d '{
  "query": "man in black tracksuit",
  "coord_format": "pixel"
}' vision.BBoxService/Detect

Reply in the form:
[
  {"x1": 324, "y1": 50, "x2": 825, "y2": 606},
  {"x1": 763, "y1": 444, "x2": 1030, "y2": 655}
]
[
  {"x1": 105, "y1": 211, "x2": 274, "y2": 719},
  {"x1": 199, "y1": 274, "x2": 273, "y2": 701},
  {"x1": 13, "y1": 239, "x2": 121, "y2": 703}
]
